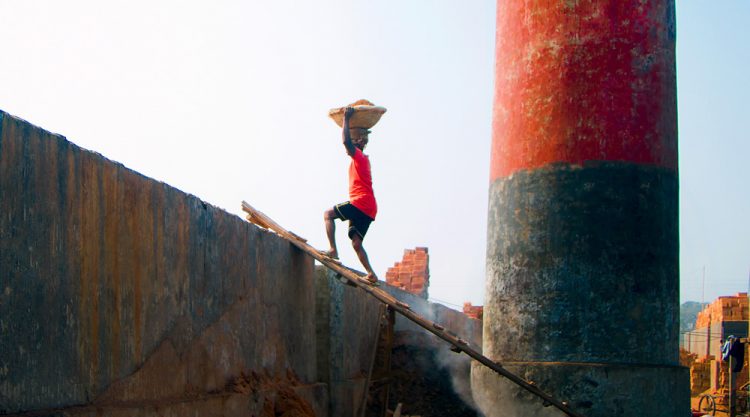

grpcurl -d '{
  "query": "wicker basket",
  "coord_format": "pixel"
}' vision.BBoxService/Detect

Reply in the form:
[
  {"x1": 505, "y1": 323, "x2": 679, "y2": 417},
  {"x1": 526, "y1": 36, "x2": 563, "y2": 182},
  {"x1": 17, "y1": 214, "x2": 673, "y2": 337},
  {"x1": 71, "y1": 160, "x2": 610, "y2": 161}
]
[{"x1": 329, "y1": 100, "x2": 387, "y2": 129}]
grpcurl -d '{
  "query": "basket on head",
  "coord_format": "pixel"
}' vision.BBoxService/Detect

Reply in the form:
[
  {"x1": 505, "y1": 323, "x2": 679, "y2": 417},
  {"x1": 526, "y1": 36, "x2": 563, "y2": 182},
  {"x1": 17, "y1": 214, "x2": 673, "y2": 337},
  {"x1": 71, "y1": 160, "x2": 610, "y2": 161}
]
[{"x1": 329, "y1": 99, "x2": 387, "y2": 129}]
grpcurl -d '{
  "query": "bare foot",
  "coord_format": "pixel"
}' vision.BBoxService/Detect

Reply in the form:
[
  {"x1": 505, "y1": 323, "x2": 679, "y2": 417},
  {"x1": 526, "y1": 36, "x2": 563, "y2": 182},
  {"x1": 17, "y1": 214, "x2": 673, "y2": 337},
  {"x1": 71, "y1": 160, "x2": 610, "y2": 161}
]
[
  {"x1": 321, "y1": 249, "x2": 338, "y2": 259},
  {"x1": 365, "y1": 272, "x2": 378, "y2": 285}
]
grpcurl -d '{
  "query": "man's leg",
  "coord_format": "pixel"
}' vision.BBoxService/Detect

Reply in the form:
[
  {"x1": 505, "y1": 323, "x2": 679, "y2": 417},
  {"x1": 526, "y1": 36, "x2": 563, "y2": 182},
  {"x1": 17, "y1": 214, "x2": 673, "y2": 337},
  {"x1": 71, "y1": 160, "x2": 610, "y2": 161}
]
[
  {"x1": 351, "y1": 234, "x2": 377, "y2": 283},
  {"x1": 324, "y1": 208, "x2": 338, "y2": 258}
]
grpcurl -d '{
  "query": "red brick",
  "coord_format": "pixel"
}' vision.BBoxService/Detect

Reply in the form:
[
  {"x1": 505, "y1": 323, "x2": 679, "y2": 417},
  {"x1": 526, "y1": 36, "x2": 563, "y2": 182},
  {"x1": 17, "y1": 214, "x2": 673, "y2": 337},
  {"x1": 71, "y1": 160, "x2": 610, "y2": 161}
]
[{"x1": 387, "y1": 247, "x2": 431, "y2": 294}]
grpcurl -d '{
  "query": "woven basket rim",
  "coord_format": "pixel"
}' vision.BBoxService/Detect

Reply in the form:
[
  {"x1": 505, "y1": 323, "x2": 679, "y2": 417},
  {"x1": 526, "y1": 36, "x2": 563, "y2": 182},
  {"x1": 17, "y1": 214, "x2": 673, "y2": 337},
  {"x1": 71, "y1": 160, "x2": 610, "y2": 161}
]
[{"x1": 328, "y1": 105, "x2": 387, "y2": 128}]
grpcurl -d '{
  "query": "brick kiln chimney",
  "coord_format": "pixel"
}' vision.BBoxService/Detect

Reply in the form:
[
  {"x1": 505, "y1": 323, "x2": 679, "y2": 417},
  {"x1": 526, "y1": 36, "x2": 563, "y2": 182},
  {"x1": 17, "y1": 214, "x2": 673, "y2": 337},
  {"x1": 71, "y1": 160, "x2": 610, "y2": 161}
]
[{"x1": 470, "y1": 1, "x2": 689, "y2": 416}]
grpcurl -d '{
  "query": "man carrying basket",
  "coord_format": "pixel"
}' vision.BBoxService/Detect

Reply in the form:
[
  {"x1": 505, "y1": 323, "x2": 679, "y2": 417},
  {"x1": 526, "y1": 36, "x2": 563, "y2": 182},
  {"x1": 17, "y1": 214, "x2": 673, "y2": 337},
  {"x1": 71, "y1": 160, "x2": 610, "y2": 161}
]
[{"x1": 323, "y1": 103, "x2": 382, "y2": 284}]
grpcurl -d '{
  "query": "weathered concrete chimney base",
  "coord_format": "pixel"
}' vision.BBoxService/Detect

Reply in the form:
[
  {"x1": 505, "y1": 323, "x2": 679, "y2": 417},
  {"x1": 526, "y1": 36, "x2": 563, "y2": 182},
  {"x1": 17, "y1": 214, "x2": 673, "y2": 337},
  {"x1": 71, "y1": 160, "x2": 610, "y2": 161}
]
[{"x1": 472, "y1": 361, "x2": 688, "y2": 417}]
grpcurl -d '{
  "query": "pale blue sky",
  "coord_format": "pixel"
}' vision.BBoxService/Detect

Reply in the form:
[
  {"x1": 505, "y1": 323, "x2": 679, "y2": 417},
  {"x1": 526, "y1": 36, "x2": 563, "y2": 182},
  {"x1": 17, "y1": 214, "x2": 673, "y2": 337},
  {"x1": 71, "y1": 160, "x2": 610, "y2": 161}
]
[
  {"x1": 677, "y1": 1, "x2": 750, "y2": 303},
  {"x1": 0, "y1": 1, "x2": 746, "y2": 308}
]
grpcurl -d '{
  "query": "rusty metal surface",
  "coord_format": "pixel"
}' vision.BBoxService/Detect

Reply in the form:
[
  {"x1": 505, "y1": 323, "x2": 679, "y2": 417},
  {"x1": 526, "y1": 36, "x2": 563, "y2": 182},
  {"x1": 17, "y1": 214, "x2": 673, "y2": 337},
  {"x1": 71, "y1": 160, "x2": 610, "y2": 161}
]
[{"x1": 0, "y1": 110, "x2": 316, "y2": 413}]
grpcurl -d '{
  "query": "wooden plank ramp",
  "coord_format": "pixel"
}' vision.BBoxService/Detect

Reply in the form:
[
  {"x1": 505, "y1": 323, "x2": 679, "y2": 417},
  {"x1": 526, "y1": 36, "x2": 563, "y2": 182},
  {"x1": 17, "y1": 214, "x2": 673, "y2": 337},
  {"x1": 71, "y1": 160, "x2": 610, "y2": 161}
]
[{"x1": 241, "y1": 200, "x2": 586, "y2": 417}]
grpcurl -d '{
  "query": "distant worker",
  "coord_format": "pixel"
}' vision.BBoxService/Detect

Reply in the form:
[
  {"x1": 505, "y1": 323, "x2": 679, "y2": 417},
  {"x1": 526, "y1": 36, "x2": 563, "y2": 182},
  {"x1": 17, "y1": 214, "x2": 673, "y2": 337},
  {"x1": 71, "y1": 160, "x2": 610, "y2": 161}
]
[{"x1": 323, "y1": 106, "x2": 378, "y2": 284}]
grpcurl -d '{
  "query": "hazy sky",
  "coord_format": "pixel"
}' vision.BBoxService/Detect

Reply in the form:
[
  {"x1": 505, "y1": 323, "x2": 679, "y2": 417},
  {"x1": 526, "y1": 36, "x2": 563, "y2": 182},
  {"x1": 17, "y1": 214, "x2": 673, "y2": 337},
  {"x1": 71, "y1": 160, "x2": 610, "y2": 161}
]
[
  {"x1": 677, "y1": 1, "x2": 749, "y2": 303},
  {"x1": 0, "y1": 1, "x2": 747, "y2": 308}
]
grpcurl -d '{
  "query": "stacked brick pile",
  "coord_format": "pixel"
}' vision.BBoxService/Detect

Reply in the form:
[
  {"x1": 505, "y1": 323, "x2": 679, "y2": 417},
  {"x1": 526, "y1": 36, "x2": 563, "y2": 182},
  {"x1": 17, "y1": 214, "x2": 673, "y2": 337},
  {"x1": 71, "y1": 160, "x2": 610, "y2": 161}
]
[
  {"x1": 463, "y1": 302, "x2": 484, "y2": 321},
  {"x1": 385, "y1": 247, "x2": 429, "y2": 299},
  {"x1": 689, "y1": 355, "x2": 712, "y2": 395},
  {"x1": 717, "y1": 346, "x2": 749, "y2": 387},
  {"x1": 687, "y1": 294, "x2": 750, "y2": 398},
  {"x1": 680, "y1": 348, "x2": 697, "y2": 367},
  {"x1": 695, "y1": 293, "x2": 749, "y2": 328},
  {"x1": 713, "y1": 353, "x2": 750, "y2": 408}
]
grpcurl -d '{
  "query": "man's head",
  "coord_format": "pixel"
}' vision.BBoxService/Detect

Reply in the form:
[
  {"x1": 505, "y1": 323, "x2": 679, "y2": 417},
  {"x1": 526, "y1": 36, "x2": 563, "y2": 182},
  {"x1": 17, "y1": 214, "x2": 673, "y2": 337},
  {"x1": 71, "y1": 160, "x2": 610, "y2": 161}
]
[{"x1": 350, "y1": 128, "x2": 370, "y2": 150}]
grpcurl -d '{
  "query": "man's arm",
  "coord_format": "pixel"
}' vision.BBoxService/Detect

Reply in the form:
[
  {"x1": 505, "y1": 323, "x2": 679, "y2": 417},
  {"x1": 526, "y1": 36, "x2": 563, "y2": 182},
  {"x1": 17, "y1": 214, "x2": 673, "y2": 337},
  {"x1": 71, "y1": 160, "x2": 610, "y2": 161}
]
[{"x1": 342, "y1": 107, "x2": 356, "y2": 156}]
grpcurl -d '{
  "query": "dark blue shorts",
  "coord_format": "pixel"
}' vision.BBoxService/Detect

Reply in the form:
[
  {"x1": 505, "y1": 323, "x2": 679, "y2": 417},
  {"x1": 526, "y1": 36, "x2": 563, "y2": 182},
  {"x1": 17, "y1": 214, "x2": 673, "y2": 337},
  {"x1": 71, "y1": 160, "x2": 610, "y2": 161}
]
[{"x1": 333, "y1": 202, "x2": 373, "y2": 240}]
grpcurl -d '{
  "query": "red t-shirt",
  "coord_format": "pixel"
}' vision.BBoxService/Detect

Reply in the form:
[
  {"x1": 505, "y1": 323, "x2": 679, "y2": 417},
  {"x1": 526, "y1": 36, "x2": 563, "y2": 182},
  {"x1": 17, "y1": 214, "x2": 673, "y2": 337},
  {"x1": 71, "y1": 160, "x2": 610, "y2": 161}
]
[{"x1": 349, "y1": 148, "x2": 377, "y2": 219}]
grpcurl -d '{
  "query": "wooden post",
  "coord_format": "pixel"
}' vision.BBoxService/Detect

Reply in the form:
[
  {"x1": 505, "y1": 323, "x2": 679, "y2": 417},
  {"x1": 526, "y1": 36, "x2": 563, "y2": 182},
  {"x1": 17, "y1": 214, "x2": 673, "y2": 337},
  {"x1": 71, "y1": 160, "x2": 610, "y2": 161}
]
[
  {"x1": 381, "y1": 307, "x2": 395, "y2": 417},
  {"x1": 729, "y1": 354, "x2": 735, "y2": 417},
  {"x1": 359, "y1": 305, "x2": 386, "y2": 417}
]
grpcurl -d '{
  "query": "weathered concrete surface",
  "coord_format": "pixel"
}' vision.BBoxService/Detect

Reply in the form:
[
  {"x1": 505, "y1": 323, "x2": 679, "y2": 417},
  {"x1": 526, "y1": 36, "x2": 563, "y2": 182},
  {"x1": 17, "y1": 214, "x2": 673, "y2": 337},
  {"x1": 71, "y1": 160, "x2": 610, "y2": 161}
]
[
  {"x1": 314, "y1": 267, "x2": 382, "y2": 417},
  {"x1": 382, "y1": 286, "x2": 482, "y2": 349},
  {"x1": 484, "y1": 164, "x2": 680, "y2": 365},
  {"x1": 62, "y1": 394, "x2": 263, "y2": 417},
  {"x1": 474, "y1": 0, "x2": 689, "y2": 415},
  {"x1": 474, "y1": 163, "x2": 688, "y2": 417},
  {"x1": 314, "y1": 267, "x2": 483, "y2": 416},
  {"x1": 0, "y1": 108, "x2": 487, "y2": 416},
  {"x1": 382, "y1": 284, "x2": 482, "y2": 416},
  {"x1": 472, "y1": 362, "x2": 687, "y2": 417},
  {"x1": 38, "y1": 380, "x2": 327, "y2": 417},
  {"x1": 0, "y1": 110, "x2": 321, "y2": 415}
]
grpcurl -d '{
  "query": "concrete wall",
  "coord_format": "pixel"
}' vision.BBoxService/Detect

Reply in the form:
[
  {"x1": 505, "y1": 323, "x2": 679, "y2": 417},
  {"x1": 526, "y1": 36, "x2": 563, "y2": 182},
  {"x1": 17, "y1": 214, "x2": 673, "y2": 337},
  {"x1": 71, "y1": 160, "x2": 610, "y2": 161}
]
[
  {"x1": 314, "y1": 267, "x2": 483, "y2": 417},
  {"x1": 0, "y1": 109, "x2": 485, "y2": 416},
  {"x1": 0, "y1": 110, "x2": 323, "y2": 416},
  {"x1": 382, "y1": 287, "x2": 481, "y2": 348},
  {"x1": 314, "y1": 267, "x2": 382, "y2": 417},
  {"x1": 383, "y1": 284, "x2": 482, "y2": 416},
  {"x1": 683, "y1": 327, "x2": 713, "y2": 358}
]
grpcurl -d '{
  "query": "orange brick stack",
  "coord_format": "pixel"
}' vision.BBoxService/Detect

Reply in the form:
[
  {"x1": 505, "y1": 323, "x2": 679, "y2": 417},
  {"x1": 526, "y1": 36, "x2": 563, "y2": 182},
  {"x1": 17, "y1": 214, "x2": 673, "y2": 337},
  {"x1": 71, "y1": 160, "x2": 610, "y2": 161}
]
[
  {"x1": 713, "y1": 351, "x2": 750, "y2": 407},
  {"x1": 694, "y1": 293, "x2": 749, "y2": 329},
  {"x1": 689, "y1": 355, "x2": 712, "y2": 395},
  {"x1": 385, "y1": 247, "x2": 429, "y2": 299},
  {"x1": 463, "y1": 302, "x2": 484, "y2": 321},
  {"x1": 680, "y1": 348, "x2": 697, "y2": 367},
  {"x1": 718, "y1": 345, "x2": 749, "y2": 387}
]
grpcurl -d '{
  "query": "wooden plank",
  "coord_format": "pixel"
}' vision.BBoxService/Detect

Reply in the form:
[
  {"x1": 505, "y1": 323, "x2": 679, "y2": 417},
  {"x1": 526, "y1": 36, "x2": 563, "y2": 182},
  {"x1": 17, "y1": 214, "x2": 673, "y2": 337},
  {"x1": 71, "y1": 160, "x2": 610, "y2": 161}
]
[
  {"x1": 240, "y1": 200, "x2": 587, "y2": 417},
  {"x1": 242, "y1": 201, "x2": 401, "y2": 302}
]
